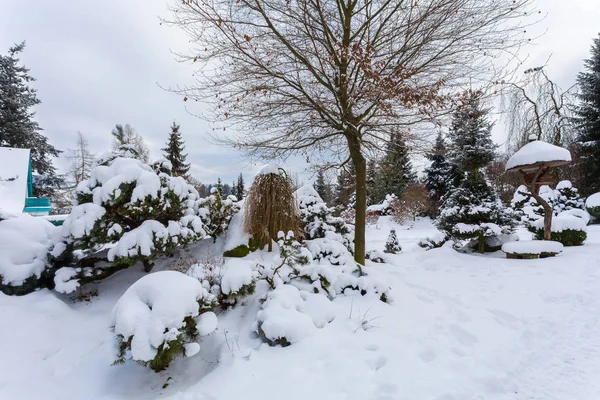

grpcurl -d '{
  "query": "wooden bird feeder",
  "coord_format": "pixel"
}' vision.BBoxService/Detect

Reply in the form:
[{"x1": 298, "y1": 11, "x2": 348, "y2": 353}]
[{"x1": 505, "y1": 138, "x2": 572, "y2": 241}]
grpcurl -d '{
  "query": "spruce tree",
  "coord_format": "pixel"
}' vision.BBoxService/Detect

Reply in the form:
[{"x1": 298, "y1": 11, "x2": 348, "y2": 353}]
[
  {"x1": 375, "y1": 132, "x2": 416, "y2": 200},
  {"x1": 315, "y1": 170, "x2": 333, "y2": 205},
  {"x1": 111, "y1": 124, "x2": 150, "y2": 163},
  {"x1": 335, "y1": 164, "x2": 355, "y2": 207},
  {"x1": 161, "y1": 121, "x2": 191, "y2": 177},
  {"x1": 437, "y1": 91, "x2": 514, "y2": 253},
  {"x1": 574, "y1": 34, "x2": 600, "y2": 196},
  {"x1": 366, "y1": 158, "x2": 379, "y2": 205},
  {"x1": 0, "y1": 42, "x2": 60, "y2": 181},
  {"x1": 235, "y1": 173, "x2": 245, "y2": 200},
  {"x1": 424, "y1": 132, "x2": 462, "y2": 212},
  {"x1": 447, "y1": 91, "x2": 496, "y2": 177}
]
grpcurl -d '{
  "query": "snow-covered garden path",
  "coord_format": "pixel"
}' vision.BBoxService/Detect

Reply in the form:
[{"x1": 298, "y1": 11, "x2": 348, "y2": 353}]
[{"x1": 1, "y1": 220, "x2": 600, "y2": 400}]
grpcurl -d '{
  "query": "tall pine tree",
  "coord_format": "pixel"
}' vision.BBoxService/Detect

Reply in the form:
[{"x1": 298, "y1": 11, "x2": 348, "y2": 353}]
[
  {"x1": 447, "y1": 91, "x2": 496, "y2": 179},
  {"x1": 335, "y1": 164, "x2": 355, "y2": 207},
  {"x1": 162, "y1": 121, "x2": 191, "y2": 177},
  {"x1": 234, "y1": 173, "x2": 245, "y2": 200},
  {"x1": 437, "y1": 91, "x2": 514, "y2": 253},
  {"x1": 315, "y1": 170, "x2": 333, "y2": 205},
  {"x1": 424, "y1": 132, "x2": 462, "y2": 212},
  {"x1": 374, "y1": 132, "x2": 416, "y2": 201},
  {"x1": 0, "y1": 42, "x2": 60, "y2": 179},
  {"x1": 574, "y1": 34, "x2": 600, "y2": 196}
]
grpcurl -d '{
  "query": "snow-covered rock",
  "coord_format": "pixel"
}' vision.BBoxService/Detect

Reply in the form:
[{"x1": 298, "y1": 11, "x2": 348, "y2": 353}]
[{"x1": 506, "y1": 140, "x2": 571, "y2": 170}]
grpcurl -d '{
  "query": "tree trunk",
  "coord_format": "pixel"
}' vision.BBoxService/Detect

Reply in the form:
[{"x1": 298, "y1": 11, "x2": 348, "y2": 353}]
[
  {"x1": 478, "y1": 233, "x2": 485, "y2": 254},
  {"x1": 530, "y1": 187, "x2": 553, "y2": 241},
  {"x1": 347, "y1": 135, "x2": 366, "y2": 266}
]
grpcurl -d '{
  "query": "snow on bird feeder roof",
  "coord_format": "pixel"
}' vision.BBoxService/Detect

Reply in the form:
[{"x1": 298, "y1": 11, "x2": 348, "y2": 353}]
[{"x1": 505, "y1": 140, "x2": 571, "y2": 172}]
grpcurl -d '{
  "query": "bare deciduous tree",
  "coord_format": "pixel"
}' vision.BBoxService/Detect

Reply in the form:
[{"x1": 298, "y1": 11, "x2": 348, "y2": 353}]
[
  {"x1": 67, "y1": 132, "x2": 95, "y2": 185},
  {"x1": 169, "y1": 0, "x2": 537, "y2": 264},
  {"x1": 500, "y1": 66, "x2": 576, "y2": 150}
]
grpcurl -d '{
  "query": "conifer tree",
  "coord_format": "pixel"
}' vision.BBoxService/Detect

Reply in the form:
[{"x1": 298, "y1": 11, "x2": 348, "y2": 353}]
[
  {"x1": 424, "y1": 132, "x2": 462, "y2": 211},
  {"x1": 366, "y1": 159, "x2": 379, "y2": 205},
  {"x1": 234, "y1": 173, "x2": 245, "y2": 200},
  {"x1": 162, "y1": 121, "x2": 191, "y2": 177},
  {"x1": 384, "y1": 229, "x2": 401, "y2": 254},
  {"x1": 111, "y1": 124, "x2": 150, "y2": 163},
  {"x1": 447, "y1": 91, "x2": 496, "y2": 178},
  {"x1": 216, "y1": 177, "x2": 223, "y2": 194},
  {"x1": 315, "y1": 170, "x2": 333, "y2": 205},
  {"x1": 0, "y1": 42, "x2": 60, "y2": 182},
  {"x1": 437, "y1": 91, "x2": 514, "y2": 253},
  {"x1": 574, "y1": 34, "x2": 600, "y2": 196},
  {"x1": 335, "y1": 164, "x2": 355, "y2": 207},
  {"x1": 374, "y1": 132, "x2": 416, "y2": 200}
]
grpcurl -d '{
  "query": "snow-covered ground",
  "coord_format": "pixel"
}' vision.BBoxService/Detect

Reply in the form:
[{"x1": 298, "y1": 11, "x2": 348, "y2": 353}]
[{"x1": 2, "y1": 218, "x2": 600, "y2": 400}]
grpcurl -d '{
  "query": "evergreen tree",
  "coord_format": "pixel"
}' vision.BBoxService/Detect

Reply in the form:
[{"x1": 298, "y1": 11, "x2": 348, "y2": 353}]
[
  {"x1": 383, "y1": 229, "x2": 401, "y2": 254},
  {"x1": 366, "y1": 158, "x2": 378, "y2": 205},
  {"x1": 216, "y1": 177, "x2": 223, "y2": 194},
  {"x1": 161, "y1": 121, "x2": 191, "y2": 177},
  {"x1": 574, "y1": 34, "x2": 600, "y2": 196},
  {"x1": 335, "y1": 164, "x2": 355, "y2": 207},
  {"x1": 111, "y1": 124, "x2": 150, "y2": 163},
  {"x1": 424, "y1": 132, "x2": 462, "y2": 211},
  {"x1": 315, "y1": 170, "x2": 333, "y2": 205},
  {"x1": 235, "y1": 173, "x2": 245, "y2": 200},
  {"x1": 448, "y1": 90, "x2": 496, "y2": 177},
  {"x1": 554, "y1": 180, "x2": 585, "y2": 213},
  {"x1": 374, "y1": 132, "x2": 416, "y2": 200},
  {"x1": 436, "y1": 173, "x2": 516, "y2": 253},
  {"x1": 0, "y1": 42, "x2": 60, "y2": 182}
]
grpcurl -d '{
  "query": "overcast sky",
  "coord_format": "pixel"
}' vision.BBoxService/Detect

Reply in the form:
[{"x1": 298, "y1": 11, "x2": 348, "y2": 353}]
[{"x1": 1, "y1": 0, "x2": 599, "y2": 183}]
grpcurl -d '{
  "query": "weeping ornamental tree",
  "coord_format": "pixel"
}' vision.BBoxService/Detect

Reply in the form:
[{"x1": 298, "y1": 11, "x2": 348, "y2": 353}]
[{"x1": 170, "y1": 0, "x2": 537, "y2": 264}]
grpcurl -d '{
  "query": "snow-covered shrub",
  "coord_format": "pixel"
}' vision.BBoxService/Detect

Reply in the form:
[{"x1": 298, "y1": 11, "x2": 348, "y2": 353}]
[
  {"x1": 465, "y1": 233, "x2": 519, "y2": 253},
  {"x1": 417, "y1": 232, "x2": 448, "y2": 251},
  {"x1": 365, "y1": 250, "x2": 386, "y2": 263},
  {"x1": 197, "y1": 188, "x2": 239, "y2": 241},
  {"x1": 111, "y1": 271, "x2": 217, "y2": 372},
  {"x1": 530, "y1": 215, "x2": 587, "y2": 246},
  {"x1": 55, "y1": 147, "x2": 208, "y2": 292},
  {"x1": 558, "y1": 209, "x2": 591, "y2": 226},
  {"x1": 366, "y1": 193, "x2": 397, "y2": 216},
  {"x1": 0, "y1": 214, "x2": 62, "y2": 295},
  {"x1": 295, "y1": 184, "x2": 354, "y2": 264},
  {"x1": 586, "y1": 192, "x2": 600, "y2": 220},
  {"x1": 437, "y1": 175, "x2": 516, "y2": 253},
  {"x1": 384, "y1": 229, "x2": 401, "y2": 254},
  {"x1": 244, "y1": 165, "x2": 301, "y2": 251},
  {"x1": 256, "y1": 284, "x2": 335, "y2": 347},
  {"x1": 511, "y1": 185, "x2": 556, "y2": 223},
  {"x1": 188, "y1": 258, "x2": 258, "y2": 307},
  {"x1": 553, "y1": 180, "x2": 584, "y2": 213}
]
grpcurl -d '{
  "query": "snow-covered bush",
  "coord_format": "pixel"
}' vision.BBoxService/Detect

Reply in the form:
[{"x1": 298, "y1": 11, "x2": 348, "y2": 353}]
[
  {"x1": 437, "y1": 176, "x2": 516, "y2": 253},
  {"x1": 0, "y1": 214, "x2": 62, "y2": 295},
  {"x1": 55, "y1": 147, "x2": 208, "y2": 293},
  {"x1": 256, "y1": 284, "x2": 335, "y2": 347},
  {"x1": 197, "y1": 188, "x2": 239, "y2": 241},
  {"x1": 417, "y1": 232, "x2": 448, "y2": 251},
  {"x1": 295, "y1": 184, "x2": 354, "y2": 264},
  {"x1": 365, "y1": 250, "x2": 386, "y2": 263},
  {"x1": 530, "y1": 215, "x2": 587, "y2": 246},
  {"x1": 586, "y1": 192, "x2": 600, "y2": 220},
  {"x1": 553, "y1": 180, "x2": 584, "y2": 213},
  {"x1": 511, "y1": 185, "x2": 555, "y2": 223},
  {"x1": 111, "y1": 271, "x2": 217, "y2": 372},
  {"x1": 384, "y1": 229, "x2": 401, "y2": 254},
  {"x1": 366, "y1": 193, "x2": 397, "y2": 216},
  {"x1": 188, "y1": 258, "x2": 258, "y2": 307}
]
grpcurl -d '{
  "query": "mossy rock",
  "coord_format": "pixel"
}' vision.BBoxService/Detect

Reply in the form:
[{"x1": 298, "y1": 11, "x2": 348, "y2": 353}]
[{"x1": 223, "y1": 245, "x2": 250, "y2": 258}]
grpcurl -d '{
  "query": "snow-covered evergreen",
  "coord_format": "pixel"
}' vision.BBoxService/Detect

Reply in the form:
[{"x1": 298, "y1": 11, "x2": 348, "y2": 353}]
[
  {"x1": 424, "y1": 132, "x2": 463, "y2": 212},
  {"x1": 384, "y1": 229, "x2": 401, "y2": 254},
  {"x1": 197, "y1": 187, "x2": 239, "y2": 241},
  {"x1": 0, "y1": 42, "x2": 60, "y2": 187},
  {"x1": 54, "y1": 146, "x2": 208, "y2": 292},
  {"x1": 161, "y1": 121, "x2": 191, "y2": 177},
  {"x1": 373, "y1": 132, "x2": 416, "y2": 202}
]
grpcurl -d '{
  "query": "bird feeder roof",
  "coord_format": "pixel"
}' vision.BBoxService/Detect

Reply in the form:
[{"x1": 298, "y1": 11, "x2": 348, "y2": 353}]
[{"x1": 505, "y1": 140, "x2": 571, "y2": 173}]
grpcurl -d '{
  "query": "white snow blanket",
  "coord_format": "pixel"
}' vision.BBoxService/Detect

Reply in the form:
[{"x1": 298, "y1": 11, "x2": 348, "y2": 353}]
[
  {"x1": 506, "y1": 140, "x2": 571, "y2": 170},
  {"x1": 531, "y1": 215, "x2": 587, "y2": 232}
]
